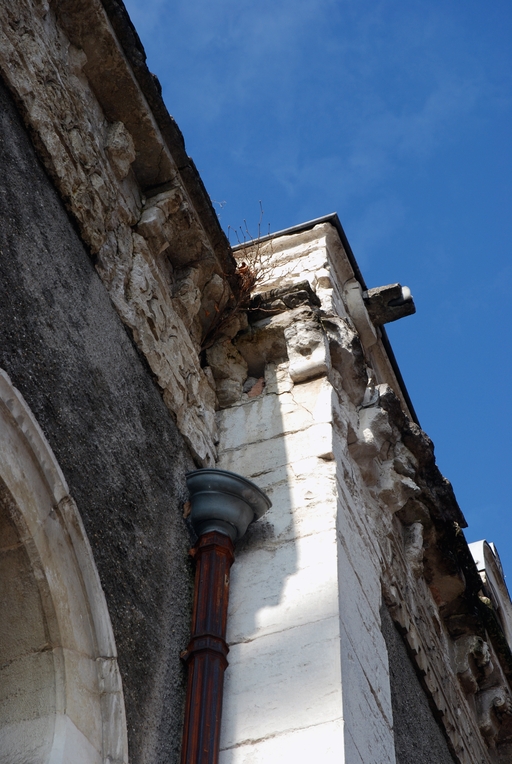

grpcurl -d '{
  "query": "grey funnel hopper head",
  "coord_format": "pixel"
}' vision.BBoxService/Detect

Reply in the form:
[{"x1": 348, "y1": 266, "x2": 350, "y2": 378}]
[{"x1": 186, "y1": 468, "x2": 272, "y2": 543}]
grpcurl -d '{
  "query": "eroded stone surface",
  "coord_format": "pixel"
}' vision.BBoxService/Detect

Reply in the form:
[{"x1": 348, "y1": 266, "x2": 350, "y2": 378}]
[
  {"x1": 206, "y1": 340, "x2": 248, "y2": 408},
  {"x1": 0, "y1": 84, "x2": 201, "y2": 764},
  {"x1": 0, "y1": 0, "x2": 234, "y2": 465},
  {"x1": 218, "y1": 224, "x2": 510, "y2": 764}
]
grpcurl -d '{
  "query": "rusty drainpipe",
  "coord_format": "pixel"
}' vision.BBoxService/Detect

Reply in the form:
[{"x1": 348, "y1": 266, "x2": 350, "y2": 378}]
[{"x1": 181, "y1": 468, "x2": 271, "y2": 764}]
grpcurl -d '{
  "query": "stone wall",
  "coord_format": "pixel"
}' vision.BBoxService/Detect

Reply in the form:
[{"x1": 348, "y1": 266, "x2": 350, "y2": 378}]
[
  {"x1": 0, "y1": 369, "x2": 128, "y2": 764},
  {"x1": 218, "y1": 373, "x2": 347, "y2": 762},
  {"x1": 0, "y1": 0, "x2": 238, "y2": 466},
  {"x1": 381, "y1": 604, "x2": 455, "y2": 764},
  {"x1": 0, "y1": 74, "x2": 193, "y2": 764},
  {"x1": 214, "y1": 223, "x2": 512, "y2": 764},
  {"x1": 2, "y1": 1, "x2": 512, "y2": 761},
  {"x1": 0, "y1": 8, "x2": 246, "y2": 752}
]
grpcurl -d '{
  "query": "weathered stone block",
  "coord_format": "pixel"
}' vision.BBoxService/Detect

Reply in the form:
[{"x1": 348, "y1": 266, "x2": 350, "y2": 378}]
[
  {"x1": 219, "y1": 718, "x2": 344, "y2": 764},
  {"x1": 257, "y1": 466, "x2": 337, "y2": 543},
  {"x1": 285, "y1": 319, "x2": 331, "y2": 383},
  {"x1": 221, "y1": 616, "x2": 342, "y2": 749},
  {"x1": 217, "y1": 376, "x2": 333, "y2": 450},
  {"x1": 227, "y1": 529, "x2": 339, "y2": 644},
  {"x1": 105, "y1": 121, "x2": 136, "y2": 180},
  {"x1": 206, "y1": 340, "x2": 248, "y2": 407},
  {"x1": 218, "y1": 422, "x2": 334, "y2": 476}
]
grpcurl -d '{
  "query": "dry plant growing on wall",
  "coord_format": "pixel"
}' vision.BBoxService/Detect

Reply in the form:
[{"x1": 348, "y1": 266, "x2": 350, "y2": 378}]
[
  {"x1": 228, "y1": 201, "x2": 276, "y2": 294},
  {"x1": 200, "y1": 204, "x2": 275, "y2": 351}
]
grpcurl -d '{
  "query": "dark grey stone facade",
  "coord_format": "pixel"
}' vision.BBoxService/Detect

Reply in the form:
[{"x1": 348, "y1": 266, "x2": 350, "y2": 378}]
[
  {"x1": 381, "y1": 603, "x2": 456, "y2": 764},
  {"x1": 0, "y1": 75, "x2": 194, "y2": 764}
]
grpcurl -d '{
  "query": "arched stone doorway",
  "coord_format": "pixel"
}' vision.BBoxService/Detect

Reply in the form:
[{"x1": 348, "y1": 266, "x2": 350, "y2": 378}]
[{"x1": 0, "y1": 370, "x2": 128, "y2": 763}]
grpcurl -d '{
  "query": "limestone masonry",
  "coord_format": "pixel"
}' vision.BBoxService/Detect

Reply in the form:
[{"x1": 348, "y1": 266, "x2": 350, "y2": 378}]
[{"x1": 1, "y1": 2, "x2": 511, "y2": 763}]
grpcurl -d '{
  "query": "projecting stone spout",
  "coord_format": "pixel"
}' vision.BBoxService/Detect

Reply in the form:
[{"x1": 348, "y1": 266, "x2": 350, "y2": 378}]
[{"x1": 186, "y1": 468, "x2": 271, "y2": 542}]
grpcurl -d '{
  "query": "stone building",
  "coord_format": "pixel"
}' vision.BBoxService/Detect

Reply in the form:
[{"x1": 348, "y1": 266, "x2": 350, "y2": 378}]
[{"x1": 0, "y1": 1, "x2": 511, "y2": 763}]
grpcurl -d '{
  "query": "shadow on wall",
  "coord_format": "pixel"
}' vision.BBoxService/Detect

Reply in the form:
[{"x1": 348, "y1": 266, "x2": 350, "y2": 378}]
[
  {"x1": 216, "y1": 362, "x2": 299, "y2": 624},
  {"x1": 215, "y1": 362, "x2": 344, "y2": 756}
]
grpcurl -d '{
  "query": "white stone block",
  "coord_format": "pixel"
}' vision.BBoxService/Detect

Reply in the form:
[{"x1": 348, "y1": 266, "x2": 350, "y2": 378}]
[
  {"x1": 217, "y1": 377, "x2": 334, "y2": 452},
  {"x1": 260, "y1": 468, "x2": 337, "y2": 542},
  {"x1": 218, "y1": 422, "x2": 334, "y2": 477},
  {"x1": 0, "y1": 716, "x2": 55, "y2": 763},
  {"x1": 339, "y1": 618, "x2": 394, "y2": 729},
  {"x1": 220, "y1": 616, "x2": 342, "y2": 748},
  {"x1": 246, "y1": 454, "x2": 336, "y2": 495},
  {"x1": 58, "y1": 648, "x2": 103, "y2": 751},
  {"x1": 217, "y1": 392, "x2": 308, "y2": 452},
  {"x1": 264, "y1": 362, "x2": 294, "y2": 395},
  {"x1": 338, "y1": 536, "x2": 388, "y2": 686},
  {"x1": 343, "y1": 728, "x2": 367, "y2": 764},
  {"x1": 219, "y1": 718, "x2": 345, "y2": 764},
  {"x1": 336, "y1": 527, "x2": 382, "y2": 631},
  {"x1": 285, "y1": 321, "x2": 331, "y2": 383},
  {"x1": 50, "y1": 714, "x2": 102, "y2": 764},
  {"x1": 338, "y1": 629, "x2": 395, "y2": 764},
  {"x1": 255, "y1": 234, "x2": 330, "y2": 294},
  {"x1": 228, "y1": 529, "x2": 339, "y2": 643},
  {"x1": 0, "y1": 651, "x2": 55, "y2": 723},
  {"x1": 336, "y1": 477, "x2": 384, "y2": 564}
]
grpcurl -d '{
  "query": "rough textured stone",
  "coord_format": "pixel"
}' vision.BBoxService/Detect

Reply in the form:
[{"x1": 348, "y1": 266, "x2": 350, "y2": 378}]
[
  {"x1": 363, "y1": 282, "x2": 416, "y2": 325},
  {"x1": 206, "y1": 340, "x2": 248, "y2": 407},
  {"x1": 321, "y1": 316, "x2": 366, "y2": 402},
  {"x1": 219, "y1": 221, "x2": 508, "y2": 764},
  {"x1": 2, "y1": 7, "x2": 510, "y2": 761},
  {"x1": 0, "y1": 0, "x2": 234, "y2": 465},
  {"x1": 284, "y1": 318, "x2": 331, "y2": 383},
  {"x1": 381, "y1": 604, "x2": 456, "y2": 764},
  {"x1": 0, "y1": 77, "x2": 194, "y2": 764},
  {"x1": 105, "y1": 121, "x2": 136, "y2": 180},
  {"x1": 98, "y1": 0, "x2": 235, "y2": 278}
]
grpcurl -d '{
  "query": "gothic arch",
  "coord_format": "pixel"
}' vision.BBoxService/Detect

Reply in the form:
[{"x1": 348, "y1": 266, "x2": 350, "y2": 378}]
[{"x1": 0, "y1": 370, "x2": 128, "y2": 764}]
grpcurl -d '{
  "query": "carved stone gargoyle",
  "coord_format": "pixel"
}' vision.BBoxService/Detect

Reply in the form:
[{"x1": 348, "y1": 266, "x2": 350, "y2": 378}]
[
  {"x1": 476, "y1": 686, "x2": 512, "y2": 747},
  {"x1": 363, "y1": 283, "x2": 415, "y2": 325},
  {"x1": 455, "y1": 635, "x2": 494, "y2": 695}
]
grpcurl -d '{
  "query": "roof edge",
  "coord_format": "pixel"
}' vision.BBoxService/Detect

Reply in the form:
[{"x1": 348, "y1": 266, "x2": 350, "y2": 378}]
[{"x1": 234, "y1": 212, "x2": 419, "y2": 425}]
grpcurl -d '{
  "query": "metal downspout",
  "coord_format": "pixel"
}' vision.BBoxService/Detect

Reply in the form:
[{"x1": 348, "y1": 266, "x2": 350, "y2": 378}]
[{"x1": 180, "y1": 469, "x2": 271, "y2": 764}]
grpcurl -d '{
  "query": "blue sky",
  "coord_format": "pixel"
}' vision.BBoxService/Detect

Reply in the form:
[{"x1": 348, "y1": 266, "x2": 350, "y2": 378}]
[{"x1": 124, "y1": 0, "x2": 512, "y2": 576}]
